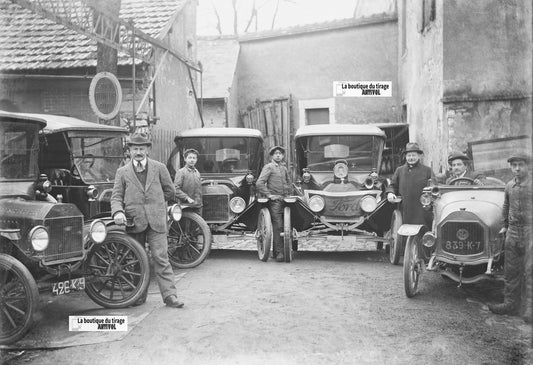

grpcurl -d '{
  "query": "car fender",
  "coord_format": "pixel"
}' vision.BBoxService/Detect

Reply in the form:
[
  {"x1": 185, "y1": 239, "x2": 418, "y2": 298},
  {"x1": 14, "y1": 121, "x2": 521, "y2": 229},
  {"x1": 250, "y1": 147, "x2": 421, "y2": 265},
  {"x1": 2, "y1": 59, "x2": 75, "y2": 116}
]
[
  {"x1": 0, "y1": 228, "x2": 21, "y2": 241},
  {"x1": 397, "y1": 224, "x2": 425, "y2": 237}
]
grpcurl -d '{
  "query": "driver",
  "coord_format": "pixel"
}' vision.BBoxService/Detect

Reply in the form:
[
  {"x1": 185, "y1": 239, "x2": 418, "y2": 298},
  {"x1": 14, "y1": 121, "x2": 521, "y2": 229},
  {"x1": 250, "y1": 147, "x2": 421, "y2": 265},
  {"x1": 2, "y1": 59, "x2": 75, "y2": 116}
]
[{"x1": 445, "y1": 152, "x2": 484, "y2": 185}]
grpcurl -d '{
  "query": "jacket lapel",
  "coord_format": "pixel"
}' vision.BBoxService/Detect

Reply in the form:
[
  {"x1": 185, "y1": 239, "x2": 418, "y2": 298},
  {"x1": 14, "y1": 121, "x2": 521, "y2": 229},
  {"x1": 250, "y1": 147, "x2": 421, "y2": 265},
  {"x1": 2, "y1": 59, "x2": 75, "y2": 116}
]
[
  {"x1": 144, "y1": 158, "x2": 157, "y2": 191},
  {"x1": 125, "y1": 161, "x2": 145, "y2": 192}
]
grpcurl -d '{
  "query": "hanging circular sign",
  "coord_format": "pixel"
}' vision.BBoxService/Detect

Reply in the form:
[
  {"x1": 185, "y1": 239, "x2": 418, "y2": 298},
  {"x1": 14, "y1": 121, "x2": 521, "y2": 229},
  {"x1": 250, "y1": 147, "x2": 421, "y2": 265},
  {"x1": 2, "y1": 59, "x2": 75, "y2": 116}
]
[{"x1": 89, "y1": 72, "x2": 123, "y2": 120}]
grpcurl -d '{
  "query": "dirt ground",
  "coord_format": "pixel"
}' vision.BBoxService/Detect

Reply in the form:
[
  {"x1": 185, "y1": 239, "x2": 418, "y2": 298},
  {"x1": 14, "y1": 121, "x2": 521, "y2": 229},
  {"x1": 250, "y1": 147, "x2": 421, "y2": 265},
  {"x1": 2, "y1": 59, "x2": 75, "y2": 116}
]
[{"x1": 1, "y1": 248, "x2": 532, "y2": 365}]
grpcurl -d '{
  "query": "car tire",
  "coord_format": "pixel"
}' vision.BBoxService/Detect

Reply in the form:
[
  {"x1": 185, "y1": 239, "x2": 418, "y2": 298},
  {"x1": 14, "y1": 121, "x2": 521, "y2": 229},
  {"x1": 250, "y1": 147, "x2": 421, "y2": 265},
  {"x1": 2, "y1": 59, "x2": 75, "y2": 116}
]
[
  {"x1": 389, "y1": 209, "x2": 403, "y2": 265},
  {"x1": 0, "y1": 254, "x2": 39, "y2": 345},
  {"x1": 85, "y1": 232, "x2": 150, "y2": 308},
  {"x1": 167, "y1": 211, "x2": 212, "y2": 269},
  {"x1": 256, "y1": 207, "x2": 272, "y2": 261},
  {"x1": 403, "y1": 234, "x2": 422, "y2": 298},
  {"x1": 283, "y1": 206, "x2": 293, "y2": 263}
]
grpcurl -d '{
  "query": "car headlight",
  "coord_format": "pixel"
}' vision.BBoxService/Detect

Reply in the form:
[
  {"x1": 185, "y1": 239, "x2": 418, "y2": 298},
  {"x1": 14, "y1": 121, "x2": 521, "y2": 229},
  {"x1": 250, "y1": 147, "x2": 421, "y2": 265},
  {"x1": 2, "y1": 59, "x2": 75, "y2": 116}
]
[
  {"x1": 29, "y1": 226, "x2": 49, "y2": 251},
  {"x1": 422, "y1": 232, "x2": 436, "y2": 248},
  {"x1": 245, "y1": 173, "x2": 254, "y2": 184},
  {"x1": 420, "y1": 192, "x2": 432, "y2": 207},
  {"x1": 168, "y1": 204, "x2": 182, "y2": 221},
  {"x1": 86, "y1": 185, "x2": 99, "y2": 200},
  {"x1": 333, "y1": 162, "x2": 348, "y2": 179},
  {"x1": 89, "y1": 220, "x2": 107, "y2": 244},
  {"x1": 230, "y1": 197, "x2": 246, "y2": 213},
  {"x1": 302, "y1": 170, "x2": 311, "y2": 183},
  {"x1": 364, "y1": 177, "x2": 374, "y2": 190},
  {"x1": 308, "y1": 195, "x2": 325, "y2": 212},
  {"x1": 360, "y1": 195, "x2": 377, "y2": 213}
]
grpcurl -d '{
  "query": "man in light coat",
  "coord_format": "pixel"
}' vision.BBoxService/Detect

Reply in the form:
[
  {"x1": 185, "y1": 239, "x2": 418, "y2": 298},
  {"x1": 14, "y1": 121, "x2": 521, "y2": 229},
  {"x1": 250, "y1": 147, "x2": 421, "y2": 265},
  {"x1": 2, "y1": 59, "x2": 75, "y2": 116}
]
[{"x1": 111, "y1": 132, "x2": 184, "y2": 308}]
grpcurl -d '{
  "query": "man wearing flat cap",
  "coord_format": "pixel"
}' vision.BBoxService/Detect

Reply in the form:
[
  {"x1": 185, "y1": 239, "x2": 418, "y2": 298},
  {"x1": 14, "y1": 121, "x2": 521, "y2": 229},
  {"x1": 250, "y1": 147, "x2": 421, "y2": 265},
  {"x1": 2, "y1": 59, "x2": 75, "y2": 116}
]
[
  {"x1": 256, "y1": 146, "x2": 291, "y2": 262},
  {"x1": 387, "y1": 142, "x2": 434, "y2": 227},
  {"x1": 111, "y1": 132, "x2": 184, "y2": 308},
  {"x1": 489, "y1": 153, "x2": 532, "y2": 322},
  {"x1": 445, "y1": 151, "x2": 484, "y2": 185}
]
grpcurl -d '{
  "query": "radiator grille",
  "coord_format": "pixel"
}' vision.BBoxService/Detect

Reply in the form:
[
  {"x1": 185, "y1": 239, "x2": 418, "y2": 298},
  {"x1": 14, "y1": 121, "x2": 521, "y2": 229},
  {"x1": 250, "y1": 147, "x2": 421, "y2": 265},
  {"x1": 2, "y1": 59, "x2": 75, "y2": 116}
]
[
  {"x1": 440, "y1": 221, "x2": 485, "y2": 255},
  {"x1": 203, "y1": 195, "x2": 229, "y2": 222},
  {"x1": 43, "y1": 216, "x2": 84, "y2": 263}
]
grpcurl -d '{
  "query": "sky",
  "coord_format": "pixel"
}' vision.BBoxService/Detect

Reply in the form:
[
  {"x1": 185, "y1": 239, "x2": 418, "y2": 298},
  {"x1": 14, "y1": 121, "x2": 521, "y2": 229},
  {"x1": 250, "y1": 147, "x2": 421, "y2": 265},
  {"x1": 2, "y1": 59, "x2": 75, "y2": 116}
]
[{"x1": 197, "y1": 0, "x2": 394, "y2": 36}]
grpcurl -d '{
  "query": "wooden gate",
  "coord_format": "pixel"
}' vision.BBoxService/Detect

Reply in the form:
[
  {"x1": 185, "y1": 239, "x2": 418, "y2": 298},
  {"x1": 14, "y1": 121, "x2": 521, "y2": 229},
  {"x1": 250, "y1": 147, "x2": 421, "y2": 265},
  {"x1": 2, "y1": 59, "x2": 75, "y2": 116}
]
[{"x1": 240, "y1": 96, "x2": 293, "y2": 168}]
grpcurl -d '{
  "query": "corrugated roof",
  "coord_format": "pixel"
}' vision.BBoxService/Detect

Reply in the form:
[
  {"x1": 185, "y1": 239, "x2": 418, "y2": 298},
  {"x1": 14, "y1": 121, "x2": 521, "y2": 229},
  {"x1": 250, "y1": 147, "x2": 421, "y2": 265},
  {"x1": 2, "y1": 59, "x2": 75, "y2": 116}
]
[
  {"x1": 197, "y1": 36, "x2": 239, "y2": 99},
  {"x1": 0, "y1": 0, "x2": 188, "y2": 71}
]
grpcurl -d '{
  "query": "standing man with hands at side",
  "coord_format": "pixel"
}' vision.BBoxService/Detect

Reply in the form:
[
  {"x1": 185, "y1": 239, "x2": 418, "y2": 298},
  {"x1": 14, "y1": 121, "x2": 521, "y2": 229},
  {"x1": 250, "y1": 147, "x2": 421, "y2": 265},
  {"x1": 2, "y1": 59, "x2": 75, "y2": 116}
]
[
  {"x1": 256, "y1": 146, "x2": 291, "y2": 262},
  {"x1": 111, "y1": 132, "x2": 184, "y2": 308},
  {"x1": 174, "y1": 148, "x2": 203, "y2": 215},
  {"x1": 387, "y1": 142, "x2": 434, "y2": 227}
]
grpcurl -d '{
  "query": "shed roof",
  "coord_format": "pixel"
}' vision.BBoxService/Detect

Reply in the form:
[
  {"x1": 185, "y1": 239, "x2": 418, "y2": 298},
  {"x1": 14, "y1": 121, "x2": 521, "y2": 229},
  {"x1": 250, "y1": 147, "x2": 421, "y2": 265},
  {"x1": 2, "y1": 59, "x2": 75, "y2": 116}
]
[
  {"x1": 295, "y1": 124, "x2": 386, "y2": 138},
  {"x1": 177, "y1": 127, "x2": 263, "y2": 139},
  {"x1": 197, "y1": 36, "x2": 240, "y2": 99},
  {"x1": 0, "y1": 0, "x2": 188, "y2": 71}
]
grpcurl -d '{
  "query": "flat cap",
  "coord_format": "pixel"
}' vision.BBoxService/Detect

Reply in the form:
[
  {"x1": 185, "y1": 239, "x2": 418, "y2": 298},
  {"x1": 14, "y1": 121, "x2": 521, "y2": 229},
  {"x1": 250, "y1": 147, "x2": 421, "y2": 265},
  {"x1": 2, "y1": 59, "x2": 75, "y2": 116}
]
[{"x1": 269, "y1": 146, "x2": 285, "y2": 155}]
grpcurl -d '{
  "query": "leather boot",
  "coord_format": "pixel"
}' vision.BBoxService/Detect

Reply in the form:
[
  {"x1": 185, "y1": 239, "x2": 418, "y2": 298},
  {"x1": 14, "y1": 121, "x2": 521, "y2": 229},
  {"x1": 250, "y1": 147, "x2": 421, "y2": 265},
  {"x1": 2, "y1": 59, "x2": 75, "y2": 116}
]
[{"x1": 488, "y1": 302, "x2": 518, "y2": 315}]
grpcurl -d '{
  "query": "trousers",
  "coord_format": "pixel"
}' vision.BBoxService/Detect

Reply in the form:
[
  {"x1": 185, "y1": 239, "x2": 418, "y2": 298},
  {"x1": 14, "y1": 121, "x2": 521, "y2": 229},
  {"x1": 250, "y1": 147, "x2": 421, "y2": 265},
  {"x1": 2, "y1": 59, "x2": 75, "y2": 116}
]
[
  {"x1": 503, "y1": 225, "x2": 532, "y2": 316},
  {"x1": 130, "y1": 226, "x2": 177, "y2": 301},
  {"x1": 269, "y1": 199, "x2": 284, "y2": 255}
]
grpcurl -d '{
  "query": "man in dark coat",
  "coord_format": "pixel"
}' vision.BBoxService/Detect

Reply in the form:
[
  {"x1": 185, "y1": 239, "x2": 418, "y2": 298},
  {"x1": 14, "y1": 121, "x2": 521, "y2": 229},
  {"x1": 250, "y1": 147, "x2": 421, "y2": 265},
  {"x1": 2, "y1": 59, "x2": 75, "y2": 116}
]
[
  {"x1": 489, "y1": 153, "x2": 532, "y2": 322},
  {"x1": 111, "y1": 132, "x2": 184, "y2": 308},
  {"x1": 386, "y1": 142, "x2": 434, "y2": 226}
]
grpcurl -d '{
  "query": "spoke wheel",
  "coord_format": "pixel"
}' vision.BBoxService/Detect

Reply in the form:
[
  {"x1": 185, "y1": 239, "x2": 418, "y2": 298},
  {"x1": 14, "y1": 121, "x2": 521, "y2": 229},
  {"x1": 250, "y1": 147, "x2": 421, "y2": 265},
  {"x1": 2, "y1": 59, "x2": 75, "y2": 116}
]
[
  {"x1": 389, "y1": 210, "x2": 403, "y2": 265},
  {"x1": 283, "y1": 206, "x2": 293, "y2": 263},
  {"x1": 256, "y1": 208, "x2": 272, "y2": 262},
  {"x1": 168, "y1": 212, "x2": 212, "y2": 269},
  {"x1": 0, "y1": 254, "x2": 38, "y2": 345},
  {"x1": 403, "y1": 235, "x2": 422, "y2": 298},
  {"x1": 85, "y1": 232, "x2": 150, "y2": 308}
]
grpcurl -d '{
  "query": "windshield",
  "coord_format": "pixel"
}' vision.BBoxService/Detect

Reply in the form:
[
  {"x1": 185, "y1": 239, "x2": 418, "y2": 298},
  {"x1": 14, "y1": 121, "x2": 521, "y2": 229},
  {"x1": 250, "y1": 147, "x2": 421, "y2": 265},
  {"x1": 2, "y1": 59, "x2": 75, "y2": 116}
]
[
  {"x1": 71, "y1": 135, "x2": 124, "y2": 183},
  {"x1": 300, "y1": 135, "x2": 384, "y2": 172},
  {"x1": 178, "y1": 137, "x2": 263, "y2": 174},
  {"x1": 0, "y1": 121, "x2": 40, "y2": 180}
]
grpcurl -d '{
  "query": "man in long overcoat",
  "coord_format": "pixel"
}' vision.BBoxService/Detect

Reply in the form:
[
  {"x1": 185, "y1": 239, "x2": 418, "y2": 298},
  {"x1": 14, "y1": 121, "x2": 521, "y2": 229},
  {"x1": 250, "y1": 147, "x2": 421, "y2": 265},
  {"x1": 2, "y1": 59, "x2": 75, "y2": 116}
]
[
  {"x1": 111, "y1": 132, "x2": 184, "y2": 308},
  {"x1": 386, "y1": 142, "x2": 434, "y2": 226}
]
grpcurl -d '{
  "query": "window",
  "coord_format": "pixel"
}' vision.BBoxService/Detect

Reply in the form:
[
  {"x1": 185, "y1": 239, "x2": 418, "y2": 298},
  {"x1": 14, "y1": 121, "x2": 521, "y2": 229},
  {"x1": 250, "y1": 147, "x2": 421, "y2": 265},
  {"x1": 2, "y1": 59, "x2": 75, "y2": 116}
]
[
  {"x1": 298, "y1": 98, "x2": 335, "y2": 127},
  {"x1": 420, "y1": 0, "x2": 436, "y2": 32}
]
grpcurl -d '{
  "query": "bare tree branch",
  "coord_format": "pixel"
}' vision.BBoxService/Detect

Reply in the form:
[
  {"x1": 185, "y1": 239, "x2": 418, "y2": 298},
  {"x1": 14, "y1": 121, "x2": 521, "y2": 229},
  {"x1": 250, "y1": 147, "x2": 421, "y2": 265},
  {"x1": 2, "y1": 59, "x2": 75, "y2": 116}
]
[
  {"x1": 244, "y1": 0, "x2": 257, "y2": 33},
  {"x1": 211, "y1": 1, "x2": 223, "y2": 35},
  {"x1": 232, "y1": 0, "x2": 238, "y2": 35},
  {"x1": 270, "y1": 0, "x2": 280, "y2": 29}
]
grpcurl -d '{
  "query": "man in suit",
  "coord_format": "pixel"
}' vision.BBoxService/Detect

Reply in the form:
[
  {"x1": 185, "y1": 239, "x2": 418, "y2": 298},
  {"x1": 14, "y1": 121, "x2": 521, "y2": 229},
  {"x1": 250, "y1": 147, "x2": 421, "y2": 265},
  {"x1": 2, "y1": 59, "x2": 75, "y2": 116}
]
[
  {"x1": 387, "y1": 142, "x2": 434, "y2": 227},
  {"x1": 111, "y1": 132, "x2": 184, "y2": 308},
  {"x1": 446, "y1": 151, "x2": 484, "y2": 185}
]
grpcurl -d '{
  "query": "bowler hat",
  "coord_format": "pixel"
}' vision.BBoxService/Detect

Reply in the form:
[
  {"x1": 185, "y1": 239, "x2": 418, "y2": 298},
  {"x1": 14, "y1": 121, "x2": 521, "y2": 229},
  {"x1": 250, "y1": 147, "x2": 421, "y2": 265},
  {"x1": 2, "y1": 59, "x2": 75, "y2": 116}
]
[
  {"x1": 507, "y1": 153, "x2": 531, "y2": 164},
  {"x1": 269, "y1": 146, "x2": 285, "y2": 155},
  {"x1": 448, "y1": 151, "x2": 470, "y2": 164},
  {"x1": 404, "y1": 142, "x2": 423, "y2": 154},
  {"x1": 127, "y1": 132, "x2": 152, "y2": 146}
]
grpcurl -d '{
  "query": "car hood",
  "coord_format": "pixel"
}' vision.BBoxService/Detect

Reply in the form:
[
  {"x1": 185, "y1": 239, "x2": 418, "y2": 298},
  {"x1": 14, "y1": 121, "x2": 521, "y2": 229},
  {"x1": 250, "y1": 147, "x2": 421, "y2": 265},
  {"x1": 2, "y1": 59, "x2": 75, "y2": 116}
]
[{"x1": 435, "y1": 190, "x2": 504, "y2": 227}]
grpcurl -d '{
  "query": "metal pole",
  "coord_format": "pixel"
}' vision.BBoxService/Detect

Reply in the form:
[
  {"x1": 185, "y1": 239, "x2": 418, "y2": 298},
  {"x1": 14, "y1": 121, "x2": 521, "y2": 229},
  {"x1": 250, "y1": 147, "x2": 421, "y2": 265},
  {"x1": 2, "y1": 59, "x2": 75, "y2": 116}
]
[{"x1": 131, "y1": 20, "x2": 136, "y2": 131}]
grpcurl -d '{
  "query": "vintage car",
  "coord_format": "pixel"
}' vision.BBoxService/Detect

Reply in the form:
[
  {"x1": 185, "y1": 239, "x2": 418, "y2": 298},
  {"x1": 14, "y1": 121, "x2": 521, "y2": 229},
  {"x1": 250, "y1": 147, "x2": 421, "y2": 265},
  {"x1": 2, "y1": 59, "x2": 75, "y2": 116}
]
[
  {"x1": 167, "y1": 128, "x2": 268, "y2": 260},
  {"x1": 286, "y1": 124, "x2": 396, "y2": 257},
  {"x1": 0, "y1": 111, "x2": 149, "y2": 345},
  {"x1": 401, "y1": 176, "x2": 506, "y2": 297},
  {"x1": 36, "y1": 113, "x2": 210, "y2": 269}
]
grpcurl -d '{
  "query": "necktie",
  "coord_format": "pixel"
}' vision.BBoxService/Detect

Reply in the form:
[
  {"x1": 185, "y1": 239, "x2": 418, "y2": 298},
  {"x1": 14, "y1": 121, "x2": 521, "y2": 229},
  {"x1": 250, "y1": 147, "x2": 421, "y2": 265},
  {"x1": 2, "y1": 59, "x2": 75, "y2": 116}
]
[{"x1": 136, "y1": 161, "x2": 144, "y2": 172}]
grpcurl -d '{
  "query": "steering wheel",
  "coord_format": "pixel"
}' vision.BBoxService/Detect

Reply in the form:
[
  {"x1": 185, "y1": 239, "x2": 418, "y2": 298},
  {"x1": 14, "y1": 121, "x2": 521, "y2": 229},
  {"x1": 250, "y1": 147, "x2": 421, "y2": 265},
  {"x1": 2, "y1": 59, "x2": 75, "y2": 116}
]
[{"x1": 448, "y1": 177, "x2": 475, "y2": 186}]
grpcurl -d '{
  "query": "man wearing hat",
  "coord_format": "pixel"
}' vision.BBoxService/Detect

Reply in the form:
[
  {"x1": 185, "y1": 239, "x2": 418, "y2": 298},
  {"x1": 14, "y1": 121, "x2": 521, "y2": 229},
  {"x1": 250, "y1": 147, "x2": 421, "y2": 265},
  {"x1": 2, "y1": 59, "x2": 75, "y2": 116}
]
[
  {"x1": 256, "y1": 146, "x2": 291, "y2": 262},
  {"x1": 174, "y1": 148, "x2": 202, "y2": 215},
  {"x1": 489, "y1": 153, "x2": 532, "y2": 322},
  {"x1": 445, "y1": 151, "x2": 484, "y2": 185},
  {"x1": 387, "y1": 142, "x2": 434, "y2": 226},
  {"x1": 111, "y1": 132, "x2": 184, "y2": 308}
]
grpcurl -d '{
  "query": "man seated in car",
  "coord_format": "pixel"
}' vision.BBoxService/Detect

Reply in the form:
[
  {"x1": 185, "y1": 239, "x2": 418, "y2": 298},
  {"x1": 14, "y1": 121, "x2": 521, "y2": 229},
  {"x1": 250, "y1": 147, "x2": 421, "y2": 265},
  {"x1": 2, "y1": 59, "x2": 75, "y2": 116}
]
[{"x1": 446, "y1": 151, "x2": 485, "y2": 185}]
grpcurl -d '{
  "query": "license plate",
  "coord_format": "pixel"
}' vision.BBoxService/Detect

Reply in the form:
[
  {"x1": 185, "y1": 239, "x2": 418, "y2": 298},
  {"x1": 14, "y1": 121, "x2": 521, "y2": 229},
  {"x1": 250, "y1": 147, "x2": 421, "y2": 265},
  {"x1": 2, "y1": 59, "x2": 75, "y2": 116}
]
[{"x1": 51, "y1": 277, "x2": 86, "y2": 296}]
